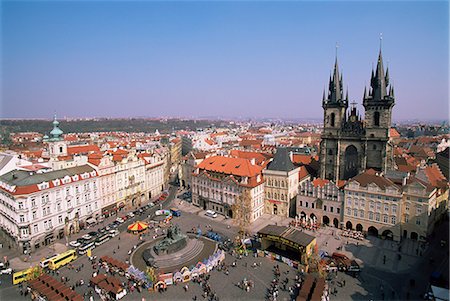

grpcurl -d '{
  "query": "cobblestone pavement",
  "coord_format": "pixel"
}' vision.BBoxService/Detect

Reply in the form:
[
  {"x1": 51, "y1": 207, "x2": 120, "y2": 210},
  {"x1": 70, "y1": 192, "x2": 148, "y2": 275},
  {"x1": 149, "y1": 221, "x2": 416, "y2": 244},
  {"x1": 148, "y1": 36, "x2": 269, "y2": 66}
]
[{"x1": 0, "y1": 186, "x2": 448, "y2": 301}]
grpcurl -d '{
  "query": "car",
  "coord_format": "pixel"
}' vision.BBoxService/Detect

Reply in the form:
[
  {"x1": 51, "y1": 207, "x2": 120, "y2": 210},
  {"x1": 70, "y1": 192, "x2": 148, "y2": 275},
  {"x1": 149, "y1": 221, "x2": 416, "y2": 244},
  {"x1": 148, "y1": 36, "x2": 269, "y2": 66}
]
[
  {"x1": 205, "y1": 210, "x2": 218, "y2": 218},
  {"x1": 121, "y1": 215, "x2": 128, "y2": 221},
  {"x1": 82, "y1": 234, "x2": 92, "y2": 240},
  {"x1": 128, "y1": 212, "x2": 135, "y2": 218},
  {"x1": 116, "y1": 217, "x2": 124, "y2": 223},
  {"x1": 148, "y1": 202, "x2": 155, "y2": 208},
  {"x1": 88, "y1": 231, "x2": 98, "y2": 237},
  {"x1": 105, "y1": 225, "x2": 112, "y2": 231},
  {"x1": 98, "y1": 228, "x2": 106, "y2": 233},
  {"x1": 0, "y1": 268, "x2": 12, "y2": 275},
  {"x1": 109, "y1": 229, "x2": 120, "y2": 237},
  {"x1": 76, "y1": 238, "x2": 87, "y2": 244},
  {"x1": 69, "y1": 241, "x2": 81, "y2": 248}
]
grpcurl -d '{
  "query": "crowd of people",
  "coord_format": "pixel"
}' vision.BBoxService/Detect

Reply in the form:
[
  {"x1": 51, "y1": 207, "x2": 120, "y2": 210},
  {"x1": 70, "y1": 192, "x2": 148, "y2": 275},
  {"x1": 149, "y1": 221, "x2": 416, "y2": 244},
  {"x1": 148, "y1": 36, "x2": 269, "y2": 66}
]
[{"x1": 341, "y1": 229, "x2": 365, "y2": 240}]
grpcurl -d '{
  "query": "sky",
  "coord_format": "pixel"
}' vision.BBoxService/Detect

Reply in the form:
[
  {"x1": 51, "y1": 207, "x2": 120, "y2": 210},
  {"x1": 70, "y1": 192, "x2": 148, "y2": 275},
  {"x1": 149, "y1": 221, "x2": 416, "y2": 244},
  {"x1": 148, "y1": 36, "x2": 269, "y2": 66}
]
[{"x1": 1, "y1": 0, "x2": 448, "y2": 121}]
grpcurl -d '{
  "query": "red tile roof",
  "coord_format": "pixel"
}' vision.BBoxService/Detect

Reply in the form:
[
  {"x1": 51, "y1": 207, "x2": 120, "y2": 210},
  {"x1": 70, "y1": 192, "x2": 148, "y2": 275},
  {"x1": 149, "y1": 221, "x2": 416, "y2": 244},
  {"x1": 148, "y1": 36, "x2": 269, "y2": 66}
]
[
  {"x1": 67, "y1": 144, "x2": 100, "y2": 155},
  {"x1": 197, "y1": 156, "x2": 263, "y2": 178}
]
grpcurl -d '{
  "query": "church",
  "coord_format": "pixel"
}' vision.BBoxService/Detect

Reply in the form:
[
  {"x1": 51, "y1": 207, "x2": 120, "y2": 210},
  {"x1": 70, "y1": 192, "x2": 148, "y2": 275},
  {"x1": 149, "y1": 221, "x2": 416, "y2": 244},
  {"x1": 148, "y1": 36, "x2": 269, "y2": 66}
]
[{"x1": 319, "y1": 48, "x2": 395, "y2": 181}]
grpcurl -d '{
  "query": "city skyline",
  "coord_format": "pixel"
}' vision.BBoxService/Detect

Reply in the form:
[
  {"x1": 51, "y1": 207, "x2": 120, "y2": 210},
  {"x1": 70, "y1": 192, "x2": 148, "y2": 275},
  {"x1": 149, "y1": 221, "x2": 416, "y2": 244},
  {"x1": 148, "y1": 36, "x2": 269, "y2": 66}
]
[{"x1": 2, "y1": 1, "x2": 448, "y2": 121}]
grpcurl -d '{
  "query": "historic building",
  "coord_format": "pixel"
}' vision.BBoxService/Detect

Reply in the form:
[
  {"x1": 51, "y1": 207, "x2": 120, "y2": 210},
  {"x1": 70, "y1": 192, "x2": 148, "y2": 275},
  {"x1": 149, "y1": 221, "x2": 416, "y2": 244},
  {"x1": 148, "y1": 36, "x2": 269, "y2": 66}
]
[
  {"x1": 192, "y1": 155, "x2": 265, "y2": 222},
  {"x1": 297, "y1": 178, "x2": 345, "y2": 228},
  {"x1": 263, "y1": 148, "x2": 300, "y2": 218},
  {"x1": 320, "y1": 49, "x2": 395, "y2": 181},
  {"x1": 0, "y1": 165, "x2": 100, "y2": 252}
]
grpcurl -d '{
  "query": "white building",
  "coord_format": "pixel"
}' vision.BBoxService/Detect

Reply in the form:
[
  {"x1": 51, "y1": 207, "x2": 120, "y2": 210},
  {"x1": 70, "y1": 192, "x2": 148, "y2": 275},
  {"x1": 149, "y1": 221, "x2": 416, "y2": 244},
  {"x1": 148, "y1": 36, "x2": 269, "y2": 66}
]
[{"x1": 0, "y1": 165, "x2": 100, "y2": 253}]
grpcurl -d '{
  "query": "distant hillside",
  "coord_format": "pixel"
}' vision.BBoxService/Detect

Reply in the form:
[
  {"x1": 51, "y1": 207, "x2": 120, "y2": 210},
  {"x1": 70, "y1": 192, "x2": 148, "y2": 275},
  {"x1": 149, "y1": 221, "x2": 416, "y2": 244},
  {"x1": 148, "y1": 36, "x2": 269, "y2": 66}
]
[{"x1": 0, "y1": 118, "x2": 231, "y2": 135}]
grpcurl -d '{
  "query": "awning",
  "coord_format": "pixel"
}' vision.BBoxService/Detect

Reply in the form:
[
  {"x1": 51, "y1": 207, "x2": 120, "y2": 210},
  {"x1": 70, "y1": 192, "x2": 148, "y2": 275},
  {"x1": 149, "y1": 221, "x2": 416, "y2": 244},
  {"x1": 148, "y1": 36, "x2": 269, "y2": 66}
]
[{"x1": 127, "y1": 221, "x2": 148, "y2": 232}]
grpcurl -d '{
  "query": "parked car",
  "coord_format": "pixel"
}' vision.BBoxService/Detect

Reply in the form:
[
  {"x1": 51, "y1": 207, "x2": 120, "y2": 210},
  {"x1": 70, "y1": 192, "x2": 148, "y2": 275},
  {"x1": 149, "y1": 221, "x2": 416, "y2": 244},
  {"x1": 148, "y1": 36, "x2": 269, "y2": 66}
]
[
  {"x1": 69, "y1": 241, "x2": 81, "y2": 248},
  {"x1": 109, "y1": 229, "x2": 120, "y2": 238},
  {"x1": 148, "y1": 202, "x2": 155, "y2": 208},
  {"x1": 0, "y1": 268, "x2": 12, "y2": 275},
  {"x1": 127, "y1": 212, "x2": 135, "y2": 218},
  {"x1": 205, "y1": 210, "x2": 218, "y2": 218},
  {"x1": 116, "y1": 217, "x2": 124, "y2": 223},
  {"x1": 88, "y1": 231, "x2": 98, "y2": 237},
  {"x1": 98, "y1": 228, "x2": 107, "y2": 234},
  {"x1": 82, "y1": 234, "x2": 92, "y2": 240}
]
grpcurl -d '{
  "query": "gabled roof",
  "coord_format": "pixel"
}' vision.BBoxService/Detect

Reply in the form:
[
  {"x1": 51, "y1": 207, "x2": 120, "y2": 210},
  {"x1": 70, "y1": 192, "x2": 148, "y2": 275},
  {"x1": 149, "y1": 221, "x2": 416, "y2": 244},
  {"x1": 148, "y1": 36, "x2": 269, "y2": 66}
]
[
  {"x1": 266, "y1": 148, "x2": 297, "y2": 172},
  {"x1": 349, "y1": 169, "x2": 399, "y2": 191}
]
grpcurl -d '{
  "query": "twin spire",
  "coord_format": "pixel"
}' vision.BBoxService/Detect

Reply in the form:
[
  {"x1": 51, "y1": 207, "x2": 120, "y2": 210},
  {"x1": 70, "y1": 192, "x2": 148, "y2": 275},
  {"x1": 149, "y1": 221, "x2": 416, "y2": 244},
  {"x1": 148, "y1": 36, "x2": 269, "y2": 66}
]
[{"x1": 324, "y1": 41, "x2": 395, "y2": 106}]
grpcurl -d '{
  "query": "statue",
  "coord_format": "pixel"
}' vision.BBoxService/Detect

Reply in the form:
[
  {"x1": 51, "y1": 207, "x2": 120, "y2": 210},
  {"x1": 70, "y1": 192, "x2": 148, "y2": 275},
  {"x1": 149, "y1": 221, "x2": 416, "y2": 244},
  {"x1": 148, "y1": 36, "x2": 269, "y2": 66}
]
[{"x1": 153, "y1": 224, "x2": 187, "y2": 255}]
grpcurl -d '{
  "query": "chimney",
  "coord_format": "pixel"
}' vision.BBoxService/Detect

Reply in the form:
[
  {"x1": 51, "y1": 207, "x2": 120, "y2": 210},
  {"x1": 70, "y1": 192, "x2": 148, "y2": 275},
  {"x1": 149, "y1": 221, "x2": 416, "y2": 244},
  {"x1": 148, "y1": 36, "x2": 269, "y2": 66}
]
[{"x1": 250, "y1": 158, "x2": 256, "y2": 165}]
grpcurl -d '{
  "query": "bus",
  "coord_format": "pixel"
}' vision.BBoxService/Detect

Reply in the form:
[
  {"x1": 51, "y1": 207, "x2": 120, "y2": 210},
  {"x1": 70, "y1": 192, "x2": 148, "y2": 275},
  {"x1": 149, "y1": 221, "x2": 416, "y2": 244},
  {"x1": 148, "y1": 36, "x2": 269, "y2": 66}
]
[
  {"x1": 170, "y1": 208, "x2": 181, "y2": 217},
  {"x1": 95, "y1": 233, "x2": 110, "y2": 246},
  {"x1": 12, "y1": 266, "x2": 42, "y2": 285},
  {"x1": 78, "y1": 241, "x2": 95, "y2": 255},
  {"x1": 48, "y1": 250, "x2": 77, "y2": 270},
  {"x1": 39, "y1": 254, "x2": 58, "y2": 269}
]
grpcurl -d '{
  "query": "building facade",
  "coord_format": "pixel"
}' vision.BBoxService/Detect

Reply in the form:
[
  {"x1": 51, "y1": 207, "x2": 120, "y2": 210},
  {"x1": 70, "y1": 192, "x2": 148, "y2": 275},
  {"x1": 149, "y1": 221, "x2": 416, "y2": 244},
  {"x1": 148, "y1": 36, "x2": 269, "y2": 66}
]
[
  {"x1": 263, "y1": 148, "x2": 300, "y2": 218},
  {"x1": 192, "y1": 156, "x2": 265, "y2": 223},
  {"x1": 320, "y1": 50, "x2": 395, "y2": 182},
  {"x1": 297, "y1": 178, "x2": 344, "y2": 228},
  {"x1": 343, "y1": 170, "x2": 403, "y2": 241},
  {"x1": 0, "y1": 165, "x2": 100, "y2": 253}
]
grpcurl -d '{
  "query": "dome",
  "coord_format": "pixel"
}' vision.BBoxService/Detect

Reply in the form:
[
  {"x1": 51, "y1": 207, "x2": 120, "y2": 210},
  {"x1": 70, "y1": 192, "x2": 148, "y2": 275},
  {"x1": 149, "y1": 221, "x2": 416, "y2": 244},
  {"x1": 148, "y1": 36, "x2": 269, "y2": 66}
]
[{"x1": 50, "y1": 127, "x2": 63, "y2": 137}]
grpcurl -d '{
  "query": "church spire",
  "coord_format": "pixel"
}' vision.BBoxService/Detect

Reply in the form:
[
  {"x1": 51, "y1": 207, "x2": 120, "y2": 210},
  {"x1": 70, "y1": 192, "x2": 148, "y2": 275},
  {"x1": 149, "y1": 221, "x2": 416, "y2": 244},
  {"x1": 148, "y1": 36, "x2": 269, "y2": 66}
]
[
  {"x1": 370, "y1": 43, "x2": 389, "y2": 100},
  {"x1": 328, "y1": 53, "x2": 343, "y2": 103}
]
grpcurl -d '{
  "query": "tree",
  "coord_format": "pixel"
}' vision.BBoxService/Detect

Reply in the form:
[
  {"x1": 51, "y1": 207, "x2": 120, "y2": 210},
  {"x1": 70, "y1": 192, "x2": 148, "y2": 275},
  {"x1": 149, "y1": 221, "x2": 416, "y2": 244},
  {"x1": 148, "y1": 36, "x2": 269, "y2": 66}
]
[{"x1": 232, "y1": 189, "x2": 252, "y2": 245}]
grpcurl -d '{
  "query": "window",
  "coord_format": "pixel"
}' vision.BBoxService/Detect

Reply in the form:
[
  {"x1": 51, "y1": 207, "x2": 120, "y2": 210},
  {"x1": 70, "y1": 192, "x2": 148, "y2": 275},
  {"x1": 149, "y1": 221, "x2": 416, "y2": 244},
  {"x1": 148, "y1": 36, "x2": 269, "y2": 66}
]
[
  {"x1": 376, "y1": 203, "x2": 381, "y2": 211},
  {"x1": 360, "y1": 200, "x2": 365, "y2": 207},
  {"x1": 330, "y1": 113, "x2": 335, "y2": 127},
  {"x1": 391, "y1": 216, "x2": 396, "y2": 224},
  {"x1": 67, "y1": 199, "x2": 72, "y2": 208},
  {"x1": 404, "y1": 215, "x2": 409, "y2": 223},
  {"x1": 337, "y1": 208, "x2": 340, "y2": 214},
  {"x1": 57, "y1": 203, "x2": 61, "y2": 211},
  {"x1": 405, "y1": 205, "x2": 410, "y2": 212},
  {"x1": 353, "y1": 209, "x2": 358, "y2": 217},
  {"x1": 330, "y1": 207, "x2": 334, "y2": 213},
  {"x1": 416, "y1": 219, "x2": 421, "y2": 225},
  {"x1": 328, "y1": 149, "x2": 333, "y2": 156},
  {"x1": 19, "y1": 215, "x2": 25, "y2": 223},
  {"x1": 32, "y1": 211, "x2": 37, "y2": 220},
  {"x1": 33, "y1": 224, "x2": 38, "y2": 234},
  {"x1": 391, "y1": 205, "x2": 397, "y2": 214},
  {"x1": 375, "y1": 213, "x2": 380, "y2": 222},
  {"x1": 305, "y1": 202, "x2": 308, "y2": 208},
  {"x1": 58, "y1": 215, "x2": 63, "y2": 224},
  {"x1": 374, "y1": 111, "x2": 380, "y2": 126},
  {"x1": 383, "y1": 215, "x2": 388, "y2": 223},
  {"x1": 359, "y1": 210, "x2": 364, "y2": 218},
  {"x1": 324, "y1": 205, "x2": 327, "y2": 211},
  {"x1": 300, "y1": 201, "x2": 303, "y2": 207},
  {"x1": 312, "y1": 203, "x2": 315, "y2": 209},
  {"x1": 18, "y1": 202, "x2": 24, "y2": 210},
  {"x1": 369, "y1": 212, "x2": 374, "y2": 220},
  {"x1": 347, "y1": 199, "x2": 352, "y2": 207},
  {"x1": 384, "y1": 205, "x2": 389, "y2": 212},
  {"x1": 416, "y1": 206, "x2": 422, "y2": 215},
  {"x1": 31, "y1": 198, "x2": 36, "y2": 207},
  {"x1": 347, "y1": 208, "x2": 351, "y2": 215},
  {"x1": 370, "y1": 202, "x2": 375, "y2": 210}
]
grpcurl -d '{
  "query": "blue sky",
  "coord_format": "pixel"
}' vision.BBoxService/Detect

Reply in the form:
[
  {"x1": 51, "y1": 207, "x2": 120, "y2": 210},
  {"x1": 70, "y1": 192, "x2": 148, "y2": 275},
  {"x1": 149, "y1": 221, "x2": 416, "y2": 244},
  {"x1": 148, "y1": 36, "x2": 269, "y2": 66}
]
[{"x1": 1, "y1": 1, "x2": 448, "y2": 121}]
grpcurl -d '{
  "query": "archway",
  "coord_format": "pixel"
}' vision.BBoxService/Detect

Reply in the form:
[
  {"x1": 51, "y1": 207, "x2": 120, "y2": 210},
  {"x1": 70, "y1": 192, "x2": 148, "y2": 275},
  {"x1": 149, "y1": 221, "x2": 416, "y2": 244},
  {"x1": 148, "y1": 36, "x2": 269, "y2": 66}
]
[
  {"x1": 273, "y1": 204, "x2": 278, "y2": 215},
  {"x1": 356, "y1": 224, "x2": 363, "y2": 232},
  {"x1": 344, "y1": 145, "x2": 359, "y2": 179},
  {"x1": 410, "y1": 232, "x2": 418, "y2": 240},
  {"x1": 382, "y1": 230, "x2": 394, "y2": 240},
  {"x1": 333, "y1": 218, "x2": 339, "y2": 228},
  {"x1": 346, "y1": 221, "x2": 353, "y2": 230},
  {"x1": 300, "y1": 211, "x2": 306, "y2": 218},
  {"x1": 403, "y1": 230, "x2": 408, "y2": 239},
  {"x1": 368, "y1": 226, "x2": 378, "y2": 237},
  {"x1": 323, "y1": 216, "x2": 330, "y2": 225},
  {"x1": 310, "y1": 213, "x2": 317, "y2": 222}
]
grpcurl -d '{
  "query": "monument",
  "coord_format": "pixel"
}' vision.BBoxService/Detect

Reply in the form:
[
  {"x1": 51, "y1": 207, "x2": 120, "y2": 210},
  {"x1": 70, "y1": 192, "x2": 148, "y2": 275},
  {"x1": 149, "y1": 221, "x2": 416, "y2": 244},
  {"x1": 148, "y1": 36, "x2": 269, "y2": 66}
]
[{"x1": 154, "y1": 224, "x2": 187, "y2": 255}]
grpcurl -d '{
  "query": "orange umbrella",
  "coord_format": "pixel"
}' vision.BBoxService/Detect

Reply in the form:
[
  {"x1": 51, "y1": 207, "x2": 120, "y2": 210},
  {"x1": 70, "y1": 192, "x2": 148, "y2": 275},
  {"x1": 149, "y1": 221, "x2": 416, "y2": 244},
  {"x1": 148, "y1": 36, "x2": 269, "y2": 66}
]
[{"x1": 127, "y1": 221, "x2": 149, "y2": 232}]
